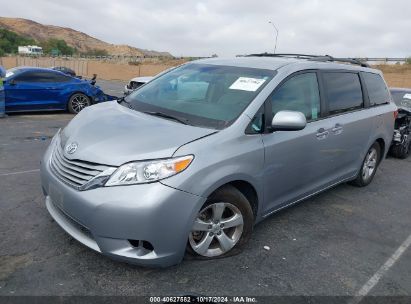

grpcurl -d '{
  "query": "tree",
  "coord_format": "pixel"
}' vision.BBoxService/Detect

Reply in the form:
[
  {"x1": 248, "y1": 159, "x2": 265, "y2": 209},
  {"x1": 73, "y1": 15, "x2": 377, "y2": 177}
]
[
  {"x1": 39, "y1": 38, "x2": 75, "y2": 55},
  {"x1": 406, "y1": 57, "x2": 411, "y2": 65},
  {"x1": 0, "y1": 28, "x2": 36, "y2": 54}
]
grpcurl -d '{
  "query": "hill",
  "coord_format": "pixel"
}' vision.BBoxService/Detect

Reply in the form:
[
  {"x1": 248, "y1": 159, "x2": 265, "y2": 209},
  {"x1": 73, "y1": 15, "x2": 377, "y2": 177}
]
[
  {"x1": 0, "y1": 17, "x2": 172, "y2": 57},
  {"x1": 0, "y1": 28, "x2": 36, "y2": 55}
]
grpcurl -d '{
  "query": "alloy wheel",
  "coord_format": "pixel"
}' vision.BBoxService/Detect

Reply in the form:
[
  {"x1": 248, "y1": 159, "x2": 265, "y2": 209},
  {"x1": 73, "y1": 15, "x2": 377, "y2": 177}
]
[
  {"x1": 362, "y1": 147, "x2": 378, "y2": 181},
  {"x1": 71, "y1": 94, "x2": 89, "y2": 113},
  {"x1": 189, "y1": 202, "x2": 244, "y2": 257}
]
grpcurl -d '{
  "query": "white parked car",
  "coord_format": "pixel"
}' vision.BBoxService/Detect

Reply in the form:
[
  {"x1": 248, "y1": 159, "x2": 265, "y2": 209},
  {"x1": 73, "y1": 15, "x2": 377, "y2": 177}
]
[
  {"x1": 124, "y1": 68, "x2": 174, "y2": 95},
  {"x1": 124, "y1": 76, "x2": 154, "y2": 95}
]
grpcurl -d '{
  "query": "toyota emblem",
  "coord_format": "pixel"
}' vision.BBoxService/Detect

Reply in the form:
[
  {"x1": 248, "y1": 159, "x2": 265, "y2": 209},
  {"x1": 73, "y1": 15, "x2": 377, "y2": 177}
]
[{"x1": 65, "y1": 142, "x2": 78, "y2": 154}]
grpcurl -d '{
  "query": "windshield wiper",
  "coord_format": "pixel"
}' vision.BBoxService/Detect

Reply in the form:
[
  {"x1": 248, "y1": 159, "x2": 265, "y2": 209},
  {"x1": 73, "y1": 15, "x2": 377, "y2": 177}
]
[
  {"x1": 143, "y1": 111, "x2": 190, "y2": 125},
  {"x1": 118, "y1": 100, "x2": 190, "y2": 125}
]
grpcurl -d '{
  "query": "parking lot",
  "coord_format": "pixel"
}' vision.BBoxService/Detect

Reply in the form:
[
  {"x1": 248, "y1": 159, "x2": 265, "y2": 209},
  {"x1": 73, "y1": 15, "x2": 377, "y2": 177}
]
[{"x1": 0, "y1": 80, "x2": 410, "y2": 298}]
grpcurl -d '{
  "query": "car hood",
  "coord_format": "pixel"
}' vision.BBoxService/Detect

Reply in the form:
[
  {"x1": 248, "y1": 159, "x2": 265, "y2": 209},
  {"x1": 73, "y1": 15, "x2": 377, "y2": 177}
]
[
  {"x1": 60, "y1": 101, "x2": 216, "y2": 166},
  {"x1": 398, "y1": 106, "x2": 411, "y2": 114},
  {"x1": 130, "y1": 76, "x2": 153, "y2": 83}
]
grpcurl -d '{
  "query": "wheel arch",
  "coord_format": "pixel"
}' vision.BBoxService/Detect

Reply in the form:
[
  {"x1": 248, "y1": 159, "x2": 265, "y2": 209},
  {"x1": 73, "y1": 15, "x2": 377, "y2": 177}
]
[
  {"x1": 207, "y1": 179, "x2": 260, "y2": 220},
  {"x1": 68, "y1": 91, "x2": 91, "y2": 100}
]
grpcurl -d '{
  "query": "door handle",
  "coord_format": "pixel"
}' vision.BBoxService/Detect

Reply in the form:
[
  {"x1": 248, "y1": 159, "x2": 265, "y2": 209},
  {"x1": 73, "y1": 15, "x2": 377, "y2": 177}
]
[
  {"x1": 331, "y1": 124, "x2": 343, "y2": 135},
  {"x1": 46, "y1": 87, "x2": 57, "y2": 90},
  {"x1": 316, "y1": 128, "x2": 329, "y2": 140}
]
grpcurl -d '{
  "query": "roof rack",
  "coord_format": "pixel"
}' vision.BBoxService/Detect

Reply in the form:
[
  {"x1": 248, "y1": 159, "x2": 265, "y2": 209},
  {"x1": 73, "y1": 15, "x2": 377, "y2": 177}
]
[{"x1": 244, "y1": 53, "x2": 370, "y2": 68}]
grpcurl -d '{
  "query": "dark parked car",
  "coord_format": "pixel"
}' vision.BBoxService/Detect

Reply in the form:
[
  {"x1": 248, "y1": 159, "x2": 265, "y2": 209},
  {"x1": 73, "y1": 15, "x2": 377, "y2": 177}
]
[
  {"x1": 3, "y1": 67, "x2": 107, "y2": 114},
  {"x1": 390, "y1": 88, "x2": 411, "y2": 158},
  {"x1": 52, "y1": 66, "x2": 77, "y2": 77}
]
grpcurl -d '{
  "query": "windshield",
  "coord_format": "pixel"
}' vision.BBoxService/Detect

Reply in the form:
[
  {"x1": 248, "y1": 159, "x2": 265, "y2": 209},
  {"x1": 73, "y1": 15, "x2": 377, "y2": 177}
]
[
  {"x1": 391, "y1": 91, "x2": 411, "y2": 109},
  {"x1": 125, "y1": 63, "x2": 276, "y2": 129}
]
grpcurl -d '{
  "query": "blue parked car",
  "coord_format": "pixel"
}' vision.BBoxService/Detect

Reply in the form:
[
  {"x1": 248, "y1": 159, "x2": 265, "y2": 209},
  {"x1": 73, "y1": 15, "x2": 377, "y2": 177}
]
[{"x1": 3, "y1": 67, "x2": 107, "y2": 114}]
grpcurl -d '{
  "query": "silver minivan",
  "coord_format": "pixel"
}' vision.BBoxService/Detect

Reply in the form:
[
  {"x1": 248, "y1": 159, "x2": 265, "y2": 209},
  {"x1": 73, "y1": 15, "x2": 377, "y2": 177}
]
[{"x1": 40, "y1": 55, "x2": 396, "y2": 267}]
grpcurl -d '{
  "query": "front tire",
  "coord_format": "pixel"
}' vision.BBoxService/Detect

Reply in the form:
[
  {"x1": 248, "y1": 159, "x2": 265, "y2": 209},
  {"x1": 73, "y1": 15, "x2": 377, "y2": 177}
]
[
  {"x1": 68, "y1": 93, "x2": 90, "y2": 114},
  {"x1": 187, "y1": 185, "x2": 254, "y2": 259},
  {"x1": 350, "y1": 142, "x2": 381, "y2": 187},
  {"x1": 390, "y1": 140, "x2": 410, "y2": 159}
]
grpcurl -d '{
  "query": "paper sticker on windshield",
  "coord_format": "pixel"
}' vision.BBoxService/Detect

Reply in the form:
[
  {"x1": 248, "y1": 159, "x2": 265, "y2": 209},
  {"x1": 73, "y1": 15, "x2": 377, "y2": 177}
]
[
  {"x1": 403, "y1": 93, "x2": 411, "y2": 100},
  {"x1": 229, "y1": 77, "x2": 266, "y2": 92},
  {"x1": 5, "y1": 71, "x2": 14, "y2": 78}
]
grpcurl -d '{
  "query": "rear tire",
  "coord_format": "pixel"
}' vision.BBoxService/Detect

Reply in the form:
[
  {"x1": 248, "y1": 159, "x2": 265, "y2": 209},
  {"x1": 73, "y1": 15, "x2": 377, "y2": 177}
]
[
  {"x1": 350, "y1": 142, "x2": 381, "y2": 187},
  {"x1": 68, "y1": 93, "x2": 90, "y2": 114},
  {"x1": 187, "y1": 185, "x2": 254, "y2": 259}
]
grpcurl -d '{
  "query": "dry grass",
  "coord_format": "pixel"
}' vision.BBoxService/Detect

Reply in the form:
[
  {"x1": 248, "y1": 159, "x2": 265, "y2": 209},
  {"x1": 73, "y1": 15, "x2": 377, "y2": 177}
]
[{"x1": 373, "y1": 65, "x2": 411, "y2": 88}]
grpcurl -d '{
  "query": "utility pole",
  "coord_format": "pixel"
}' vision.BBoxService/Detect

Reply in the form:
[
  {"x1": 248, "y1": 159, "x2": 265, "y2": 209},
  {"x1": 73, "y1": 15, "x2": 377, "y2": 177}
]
[{"x1": 268, "y1": 21, "x2": 279, "y2": 54}]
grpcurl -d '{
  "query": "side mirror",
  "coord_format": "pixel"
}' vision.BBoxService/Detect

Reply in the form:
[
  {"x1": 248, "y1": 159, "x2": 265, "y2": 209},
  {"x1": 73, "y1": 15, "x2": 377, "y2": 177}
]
[
  {"x1": 90, "y1": 74, "x2": 97, "y2": 86},
  {"x1": 271, "y1": 110, "x2": 307, "y2": 131}
]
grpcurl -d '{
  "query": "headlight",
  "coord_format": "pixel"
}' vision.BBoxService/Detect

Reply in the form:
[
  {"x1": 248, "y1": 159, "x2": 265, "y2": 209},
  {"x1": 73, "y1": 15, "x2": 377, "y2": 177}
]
[{"x1": 105, "y1": 155, "x2": 193, "y2": 186}]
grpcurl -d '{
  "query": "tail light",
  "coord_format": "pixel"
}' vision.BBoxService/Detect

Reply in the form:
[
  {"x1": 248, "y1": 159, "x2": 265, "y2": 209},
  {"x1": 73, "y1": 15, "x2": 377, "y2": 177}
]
[{"x1": 394, "y1": 110, "x2": 398, "y2": 120}]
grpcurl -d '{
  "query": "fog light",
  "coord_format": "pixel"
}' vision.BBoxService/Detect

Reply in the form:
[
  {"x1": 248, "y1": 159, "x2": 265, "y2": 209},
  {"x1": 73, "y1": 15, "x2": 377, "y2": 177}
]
[{"x1": 128, "y1": 240, "x2": 154, "y2": 251}]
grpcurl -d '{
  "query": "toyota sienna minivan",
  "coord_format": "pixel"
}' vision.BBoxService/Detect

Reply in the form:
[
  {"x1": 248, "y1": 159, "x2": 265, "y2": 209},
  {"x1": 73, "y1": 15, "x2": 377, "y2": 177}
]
[{"x1": 40, "y1": 54, "x2": 396, "y2": 267}]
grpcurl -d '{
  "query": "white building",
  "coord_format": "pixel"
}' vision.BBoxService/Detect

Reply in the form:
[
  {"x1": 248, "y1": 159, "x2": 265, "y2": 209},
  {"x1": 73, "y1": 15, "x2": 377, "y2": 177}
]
[{"x1": 18, "y1": 45, "x2": 43, "y2": 55}]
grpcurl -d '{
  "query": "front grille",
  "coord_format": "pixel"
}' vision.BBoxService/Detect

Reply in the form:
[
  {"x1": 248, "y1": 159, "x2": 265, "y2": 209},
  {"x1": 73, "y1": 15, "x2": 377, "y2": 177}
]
[{"x1": 50, "y1": 140, "x2": 111, "y2": 190}]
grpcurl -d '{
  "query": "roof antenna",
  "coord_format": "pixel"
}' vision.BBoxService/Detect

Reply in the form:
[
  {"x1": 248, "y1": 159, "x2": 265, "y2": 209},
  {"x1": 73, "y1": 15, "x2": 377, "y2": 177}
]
[{"x1": 268, "y1": 21, "x2": 279, "y2": 54}]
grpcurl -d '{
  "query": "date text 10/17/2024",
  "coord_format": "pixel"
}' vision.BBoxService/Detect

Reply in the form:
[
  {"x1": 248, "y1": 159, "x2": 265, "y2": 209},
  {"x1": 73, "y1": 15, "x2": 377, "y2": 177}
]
[{"x1": 149, "y1": 296, "x2": 257, "y2": 303}]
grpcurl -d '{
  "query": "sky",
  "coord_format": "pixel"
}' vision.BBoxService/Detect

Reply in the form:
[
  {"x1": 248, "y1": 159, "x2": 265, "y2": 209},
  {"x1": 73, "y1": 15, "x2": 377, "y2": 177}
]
[{"x1": 1, "y1": 0, "x2": 411, "y2": 58}]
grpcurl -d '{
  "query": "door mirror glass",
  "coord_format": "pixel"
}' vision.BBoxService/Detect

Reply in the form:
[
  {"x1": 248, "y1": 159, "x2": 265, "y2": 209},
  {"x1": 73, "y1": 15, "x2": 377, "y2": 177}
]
[{"x1": 271, "y1": 110, "x2": 307, "y2": 131}]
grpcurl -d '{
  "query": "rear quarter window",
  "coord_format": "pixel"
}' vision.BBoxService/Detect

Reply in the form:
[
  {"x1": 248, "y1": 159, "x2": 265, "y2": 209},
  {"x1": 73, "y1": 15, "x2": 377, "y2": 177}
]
[
  {"x1": 362, "y1": 72, "x2": 391, "y2": 106},
  {"x1": 323, "y1": 72, "x2": 363, "y2": 115}
]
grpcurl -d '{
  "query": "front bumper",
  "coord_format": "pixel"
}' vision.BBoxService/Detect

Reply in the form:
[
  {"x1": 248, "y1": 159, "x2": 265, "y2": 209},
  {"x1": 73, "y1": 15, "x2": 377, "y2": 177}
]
[
  {"x1": 91, "y1": 91, "x2": 109, "y2": 103},
  {"x1": 40, "y1": 145, "x2": 205, "y2": 267}
]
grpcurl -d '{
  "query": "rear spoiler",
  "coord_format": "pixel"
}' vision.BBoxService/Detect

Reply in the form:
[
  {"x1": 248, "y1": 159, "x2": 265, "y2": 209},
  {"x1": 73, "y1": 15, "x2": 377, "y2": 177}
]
[{"x1": 90, "y1": 74, "x2": 97, "y2": 86}]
